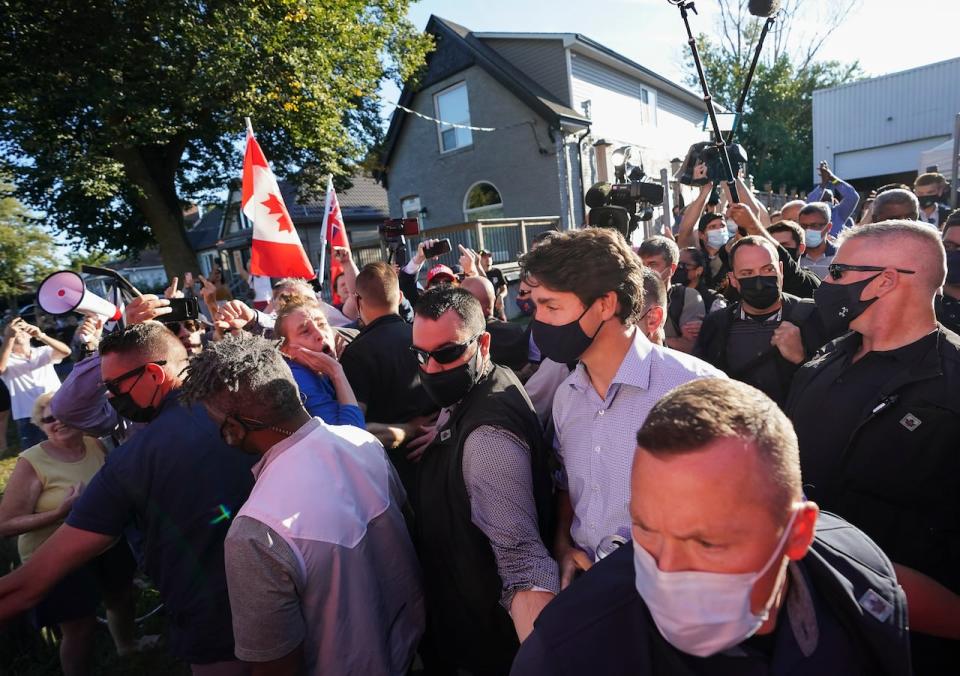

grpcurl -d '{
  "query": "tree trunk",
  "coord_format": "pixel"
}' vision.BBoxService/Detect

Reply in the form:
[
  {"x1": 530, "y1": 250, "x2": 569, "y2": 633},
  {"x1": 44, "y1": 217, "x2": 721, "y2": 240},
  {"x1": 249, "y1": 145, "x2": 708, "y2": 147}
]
[{"x1": 114, "y1": 143, "x2": 199, "y2": 282}]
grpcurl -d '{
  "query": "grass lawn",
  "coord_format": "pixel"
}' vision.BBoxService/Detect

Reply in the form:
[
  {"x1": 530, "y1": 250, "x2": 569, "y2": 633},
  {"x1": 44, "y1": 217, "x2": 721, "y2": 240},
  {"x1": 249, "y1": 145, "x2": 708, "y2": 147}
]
[{"x1": 0, "y1": 457, "x2": 189, "y2": 675}]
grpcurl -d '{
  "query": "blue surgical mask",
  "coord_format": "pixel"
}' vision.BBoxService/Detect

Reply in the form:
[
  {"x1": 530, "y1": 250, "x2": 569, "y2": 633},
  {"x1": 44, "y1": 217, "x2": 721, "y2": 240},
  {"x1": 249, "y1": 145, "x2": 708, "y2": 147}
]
[
  {"x1": 803, "y1": 229, "x2": 824, "y2": 248},
  {"x1": 706, "y1": 229, "x2": 729, "y2": 250},
  {"x1": 726, "y1": 220, "x2": 739, "y2": 235}
]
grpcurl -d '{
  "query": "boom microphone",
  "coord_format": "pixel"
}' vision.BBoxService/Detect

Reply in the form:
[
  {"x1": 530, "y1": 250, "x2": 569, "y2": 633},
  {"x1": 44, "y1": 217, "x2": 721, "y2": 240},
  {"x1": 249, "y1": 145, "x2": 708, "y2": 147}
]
[
  {"x1": 37, "y1": 270, "x2": 123, "y2": 321},
  {"x1": 748, "y1": 0, "x2": 781, "y2": 17}
]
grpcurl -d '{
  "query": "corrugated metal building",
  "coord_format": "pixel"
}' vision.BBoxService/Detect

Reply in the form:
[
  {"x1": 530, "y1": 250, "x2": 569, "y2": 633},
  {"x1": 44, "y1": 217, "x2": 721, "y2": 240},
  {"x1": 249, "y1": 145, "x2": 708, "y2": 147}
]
[{"x1": 812, "y1": 57, "x2": 960, "y2": 189}]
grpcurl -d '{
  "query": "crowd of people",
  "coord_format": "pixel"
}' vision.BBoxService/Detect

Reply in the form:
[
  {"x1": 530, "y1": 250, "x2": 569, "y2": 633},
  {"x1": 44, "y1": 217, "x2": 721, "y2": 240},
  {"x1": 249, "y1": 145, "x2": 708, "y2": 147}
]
[{"x1": 0, "y1": 161, "x2": 958, "y2": 676}]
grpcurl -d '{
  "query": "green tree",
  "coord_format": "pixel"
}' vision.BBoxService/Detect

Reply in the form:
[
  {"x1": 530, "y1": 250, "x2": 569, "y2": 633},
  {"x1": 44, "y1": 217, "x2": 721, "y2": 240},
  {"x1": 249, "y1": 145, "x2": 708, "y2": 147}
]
[
  {"x1": 0, "y1": 1, "x2": 432, "y2": 278},
  {"x1": 686, "y1": 0, "x2": 861, "y2": 192},
  {"x1": 0, "y1": 185, "x2": 59, "y2": 301}
]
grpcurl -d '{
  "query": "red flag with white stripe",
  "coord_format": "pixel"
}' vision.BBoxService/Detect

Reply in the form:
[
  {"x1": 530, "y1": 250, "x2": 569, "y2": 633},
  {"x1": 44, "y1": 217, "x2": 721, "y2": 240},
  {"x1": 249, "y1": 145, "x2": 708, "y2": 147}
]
[
  {"x1": 320, "y1": 177, "x2": 350, "y2": 304},
  {"x1": 242, "y1": 125, "x2": 315, "y2": 279}
]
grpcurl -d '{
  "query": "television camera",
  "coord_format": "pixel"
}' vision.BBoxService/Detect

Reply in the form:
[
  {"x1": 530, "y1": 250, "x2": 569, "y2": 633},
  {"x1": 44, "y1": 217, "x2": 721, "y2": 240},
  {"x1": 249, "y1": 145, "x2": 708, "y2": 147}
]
[{"x1": 586, "y1": 145, "x2": 664, "y2": 238}]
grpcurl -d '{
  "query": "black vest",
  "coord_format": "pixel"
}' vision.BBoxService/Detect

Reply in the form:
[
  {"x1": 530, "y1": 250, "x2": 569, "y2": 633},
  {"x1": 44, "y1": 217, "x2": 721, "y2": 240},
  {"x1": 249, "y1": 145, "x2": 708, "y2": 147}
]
[{"x1": 412, "y1": 363, "x2": 550, "y2": 675}]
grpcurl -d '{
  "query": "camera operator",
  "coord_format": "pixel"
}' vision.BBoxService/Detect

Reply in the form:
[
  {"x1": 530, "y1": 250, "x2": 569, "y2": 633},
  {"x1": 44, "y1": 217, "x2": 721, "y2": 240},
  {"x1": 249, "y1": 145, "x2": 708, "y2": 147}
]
[
  {"x1": 786, "y1": 220, "x2": 960, "y2": 673},
  {"x1": 638, "y1": 236, "x2": 704, "y2": 353},
  {"x1": 693, "y1": 231, "x2": 827, "y2": 407},
  {"x1": 677, "y1": 178, "x2": 734, "y2": 293}
]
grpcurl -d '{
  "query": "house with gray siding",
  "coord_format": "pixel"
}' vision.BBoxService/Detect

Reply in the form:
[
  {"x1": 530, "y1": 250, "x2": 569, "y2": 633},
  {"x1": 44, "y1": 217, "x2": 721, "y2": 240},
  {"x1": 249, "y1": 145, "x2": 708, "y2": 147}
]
[{"x1": 379, "y1": 16, "x2": 712, "y2": 242}]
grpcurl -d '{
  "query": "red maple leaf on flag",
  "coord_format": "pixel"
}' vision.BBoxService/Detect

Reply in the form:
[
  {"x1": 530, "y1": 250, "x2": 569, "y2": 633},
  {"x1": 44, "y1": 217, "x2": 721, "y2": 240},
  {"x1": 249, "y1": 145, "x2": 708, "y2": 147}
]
[{"x1": 261, "y1": 193, "x2": 293, "y2": 233}]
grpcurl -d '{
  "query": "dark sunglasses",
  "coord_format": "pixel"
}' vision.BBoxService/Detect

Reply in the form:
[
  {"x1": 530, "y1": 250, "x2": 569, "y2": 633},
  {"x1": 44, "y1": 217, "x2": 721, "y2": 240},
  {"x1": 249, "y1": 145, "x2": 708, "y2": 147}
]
[
  {"x1": 410, "y1": 334, "x2": 480, "y2": 366},
  {"x1": 102, "y1": 360, "x2": 167, "y2": 395},
  {"x1": 826, "y1": 263, "x2": 916, "y2": 281},
  {"x1": 39, "y1": 415, "x2": 57, "y2": 424}
]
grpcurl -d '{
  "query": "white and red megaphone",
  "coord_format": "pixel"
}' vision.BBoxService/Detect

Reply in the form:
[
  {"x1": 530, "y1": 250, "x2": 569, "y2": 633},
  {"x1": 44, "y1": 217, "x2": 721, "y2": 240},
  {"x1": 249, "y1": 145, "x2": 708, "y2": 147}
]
[{"x1": 37, "y1": 270, "x2": 122, "y2": 321}]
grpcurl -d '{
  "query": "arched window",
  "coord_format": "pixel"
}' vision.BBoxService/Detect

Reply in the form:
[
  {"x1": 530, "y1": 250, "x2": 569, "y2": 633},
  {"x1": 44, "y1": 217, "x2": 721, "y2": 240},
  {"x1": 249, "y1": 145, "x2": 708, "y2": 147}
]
[{"x1": 463, "y1": 182, "x2": 504, "y2": 221}]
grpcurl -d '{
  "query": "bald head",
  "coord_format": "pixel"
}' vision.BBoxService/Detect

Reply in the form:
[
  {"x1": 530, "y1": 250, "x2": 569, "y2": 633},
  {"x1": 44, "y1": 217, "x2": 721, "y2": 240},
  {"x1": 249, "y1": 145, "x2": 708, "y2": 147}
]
[
  {"x1": 460, "y1": 276, "x2": 496, "y2": 318},
  {"x1": 780, "y1": 200, "x2": 807, "y2": 223},
  {"x1": 836, "y1": 219, "x2": 946, "y2": 294}
]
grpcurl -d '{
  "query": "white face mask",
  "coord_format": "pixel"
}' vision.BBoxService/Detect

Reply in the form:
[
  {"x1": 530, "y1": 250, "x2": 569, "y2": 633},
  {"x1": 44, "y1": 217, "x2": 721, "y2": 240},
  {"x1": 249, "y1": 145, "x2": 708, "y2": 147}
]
[
  {"x1": 706, "y1": 228, "x2": 729, "y2": 250},
  {"x1": 633, "y1": 508, "x2": 799, "y2": 658}
]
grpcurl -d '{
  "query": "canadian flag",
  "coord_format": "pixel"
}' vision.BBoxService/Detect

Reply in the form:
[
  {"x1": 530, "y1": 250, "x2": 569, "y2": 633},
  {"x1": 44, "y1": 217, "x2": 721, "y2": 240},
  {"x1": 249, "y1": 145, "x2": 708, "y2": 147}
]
[
  {"x1": 242, "y1": 123, "x2": 315, "y2": 279},
  {"x1": 319, "y1": 176, "x2": 350, "y2": 304}
]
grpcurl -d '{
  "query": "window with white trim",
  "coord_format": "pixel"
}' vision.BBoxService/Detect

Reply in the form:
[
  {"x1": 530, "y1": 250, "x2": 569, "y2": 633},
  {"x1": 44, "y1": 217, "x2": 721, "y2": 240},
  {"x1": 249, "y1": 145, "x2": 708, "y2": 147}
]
[
  {"x1": 435, "y1": 83, "x2": 473, "y2": 153},
  {"x1": 639, "y1": 87, "x2": 657, "y2": 127},
  {"x1": 463, "y1": 182, "x2": 503, "y2": 221},
  {"x1": 401, "y1": 195, "x2": 421, "y2": 219}
]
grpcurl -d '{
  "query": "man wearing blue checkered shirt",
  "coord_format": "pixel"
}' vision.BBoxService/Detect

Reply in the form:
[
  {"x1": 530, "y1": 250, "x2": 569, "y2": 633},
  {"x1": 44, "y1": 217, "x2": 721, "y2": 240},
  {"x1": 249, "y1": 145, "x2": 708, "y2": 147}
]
[{"x1": 519, "y1": 228, "x2": 725, "y2": 588}]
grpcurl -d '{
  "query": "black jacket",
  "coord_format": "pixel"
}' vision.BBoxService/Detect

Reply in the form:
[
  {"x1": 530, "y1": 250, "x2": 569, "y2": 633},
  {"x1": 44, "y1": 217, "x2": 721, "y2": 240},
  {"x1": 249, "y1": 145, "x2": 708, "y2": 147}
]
[
  {"x1": 777, "y1": 244, "x2": 821, "y2": 299},
  {"x1": 693, "y1": 294, "x2": 827, "y2": 406},
  {"x1": 786, "y1": 326, "x2": 960, "y2": 592},
  {"x1": 512, "y1": 513, "x2": 911, "y2": 676}
]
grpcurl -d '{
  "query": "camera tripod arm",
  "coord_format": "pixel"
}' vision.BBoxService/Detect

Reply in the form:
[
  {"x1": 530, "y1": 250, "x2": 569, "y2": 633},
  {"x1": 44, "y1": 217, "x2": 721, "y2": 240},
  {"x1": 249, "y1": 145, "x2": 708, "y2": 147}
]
[
  {"x1": 673, "y1": 1, "x2": 741, "y2": 203},
  {"x1": 725, "y1": 15, "x2": 776, "y2": 145}
]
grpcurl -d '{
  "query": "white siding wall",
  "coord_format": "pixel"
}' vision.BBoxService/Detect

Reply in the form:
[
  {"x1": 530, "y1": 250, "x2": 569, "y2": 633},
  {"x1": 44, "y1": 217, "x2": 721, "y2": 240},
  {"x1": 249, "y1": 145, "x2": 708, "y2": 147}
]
[
  {"x1": 813, "y1": 57, "x2": 960, "y2": 181},
  {"x1": 569, "y1": 52, "x2": 707, "y2": 177}
]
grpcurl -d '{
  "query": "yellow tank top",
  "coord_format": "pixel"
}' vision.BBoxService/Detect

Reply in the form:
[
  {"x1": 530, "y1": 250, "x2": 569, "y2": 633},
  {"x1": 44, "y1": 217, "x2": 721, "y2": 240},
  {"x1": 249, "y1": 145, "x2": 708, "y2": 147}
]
[{"x1": 17, "y1": 437, "x2": 106, "y2": 562}]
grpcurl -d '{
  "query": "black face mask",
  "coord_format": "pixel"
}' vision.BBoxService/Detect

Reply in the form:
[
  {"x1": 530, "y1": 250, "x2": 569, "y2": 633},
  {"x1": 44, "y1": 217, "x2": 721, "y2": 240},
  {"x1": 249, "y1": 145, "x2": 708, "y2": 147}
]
[
  {"x1": 814, "y1": 273, "x2": 880, "y2": 334},
  {"x1": 737, "y1": 275, "x2": 780, "y2": 310},
  {"x1": 947, "y1": 251, "x2": 960, "y2": 285},
  {"x1": 672, "y1": 266, "x2": 690, "y2": 286},
  {"x1": 419, "y1": 347, "x2": 482, "y2": 409},
  {"x1": 782, "y1": 247, "x2": 800, "y2": 262},
  {"x1": 917, "y1": 195, "x2": 938, "y2": 209},
  {"x1": 108, "y1": 387, "x2": 161, "y2": 423},
  {"x1": 531, "y1": 302, "x2": 604, "y2": 364}
]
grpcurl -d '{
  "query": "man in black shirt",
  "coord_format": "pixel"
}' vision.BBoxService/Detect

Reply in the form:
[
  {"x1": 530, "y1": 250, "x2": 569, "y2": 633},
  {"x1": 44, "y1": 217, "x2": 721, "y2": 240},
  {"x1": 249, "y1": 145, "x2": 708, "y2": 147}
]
[
  {"x1": 694, "y1": 234, "x2": 826, "y2": 406},
  {"x1": 766, "y1": 220, "x2": 821, "y2": 299},
  {"x1": 479, "y1": 249, "x2": 508, "y2": 320},
  {"x1": 513, "y1": 378, "x2": 911, "y2": 676},
  {"x1": 461, "y1": 275, "x2": 529, "y2": 372},
  {"x1": 339, "y1": 262, "x2": 436, "y2": 483},
  {"x1": 937, "y1": 212, "x2": 960, "y2": 334},
  {"x1": 786, "y1": 219, "x2": 960, "y2": 672}
]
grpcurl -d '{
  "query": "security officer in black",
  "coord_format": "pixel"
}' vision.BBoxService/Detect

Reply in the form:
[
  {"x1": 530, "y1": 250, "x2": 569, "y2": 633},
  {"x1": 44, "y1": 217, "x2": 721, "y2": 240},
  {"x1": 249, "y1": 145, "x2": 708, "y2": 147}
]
[
  {"x1": 513, "y1": 378, "x2": 912, "y2": 676},
  {"x1": 786, "y1": 220, "x2": 960, "y2": 673},
  {"x1": 937, "y1": 213, "x2": 960, "y2": 334},
  {"x1": 409, "y1": 286, "x2": 555, "y2": 675},
  {"x1": 694, "y1": 235, "x2": 827, "y2": 407}
]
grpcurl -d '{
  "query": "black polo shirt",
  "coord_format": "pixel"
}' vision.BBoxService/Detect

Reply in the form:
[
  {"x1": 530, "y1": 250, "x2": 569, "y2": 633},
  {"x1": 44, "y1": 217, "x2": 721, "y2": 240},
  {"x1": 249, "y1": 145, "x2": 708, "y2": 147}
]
[
  {"x1": 936, "y1": 294, "x2": 960, "y2": 335},
  {"x1": 788, "y1": 331, "x2": 939, "y2": 507},
  {"x1": 487, "y1": 267, "x2": 506, "y2": 294},
  {"x1": 339, "y1": 313, "x2": 434, "y2": 425}
]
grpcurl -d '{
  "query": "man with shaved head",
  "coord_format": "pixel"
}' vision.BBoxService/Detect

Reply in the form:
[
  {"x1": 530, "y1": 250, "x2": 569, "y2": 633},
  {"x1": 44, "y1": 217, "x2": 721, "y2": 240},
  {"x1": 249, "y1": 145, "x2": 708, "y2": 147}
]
[
  {"x1": 787, "y1": 219, "x2": 960, "y2": 671},
  {"x1": 461, "y1": 275, "x2": 530, "y2": 372}
]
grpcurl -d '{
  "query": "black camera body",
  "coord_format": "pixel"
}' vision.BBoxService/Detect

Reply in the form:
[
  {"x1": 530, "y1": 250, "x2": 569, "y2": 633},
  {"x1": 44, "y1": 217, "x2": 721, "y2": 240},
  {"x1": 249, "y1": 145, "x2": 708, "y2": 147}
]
[
  {"x1": 675, "y1": 141, "x2": 748, "y2": 186},
  {"x1": 585, "y1": 179, "x2": 664, "y2": 238},
  {"x1": 379, "y1": 218, "x2": 419, "y2": 266}
]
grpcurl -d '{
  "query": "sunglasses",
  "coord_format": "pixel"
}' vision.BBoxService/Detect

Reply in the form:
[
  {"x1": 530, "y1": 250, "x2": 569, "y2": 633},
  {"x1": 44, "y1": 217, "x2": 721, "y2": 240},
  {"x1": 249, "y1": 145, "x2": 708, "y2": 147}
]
[
  {"x1": 102, "y1": 360, "x2": 167, "y2": 395},
  {"x1": 826, "y1": 263, "x2": 916, "y2": 281},
  {"x1": 40, "y1": 415, "x2": 57, "y2": 425},
  {"x1": 410, "y1": 334, "x2": 480, "y2": 366}
]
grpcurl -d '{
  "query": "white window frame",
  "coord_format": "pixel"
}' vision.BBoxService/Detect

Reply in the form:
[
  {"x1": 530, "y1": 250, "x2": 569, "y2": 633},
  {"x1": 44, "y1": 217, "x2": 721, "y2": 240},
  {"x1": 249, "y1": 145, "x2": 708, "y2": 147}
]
[
  {"x1": 463, "y1": 181, "x2": 504, "y2": 222},
  {"x1": 639, "y1": 87, "x2": 658, "y2": 127},
  {"x1": 434, "y1": 82, "x2": 473, "y2": 154},
  {"x1": 401, "y1": 195, "x2": 421, "y2": 219}
]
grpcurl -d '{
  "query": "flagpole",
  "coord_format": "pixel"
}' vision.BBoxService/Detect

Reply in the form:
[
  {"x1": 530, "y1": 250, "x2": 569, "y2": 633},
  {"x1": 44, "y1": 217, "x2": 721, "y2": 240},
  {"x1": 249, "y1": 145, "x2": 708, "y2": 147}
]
[
  {"x1": 244, "y1": 117, "x2": 254, "y2": 137},
  {"x1": 317, "y1": 175, "x2": 334, "y2": 288}
]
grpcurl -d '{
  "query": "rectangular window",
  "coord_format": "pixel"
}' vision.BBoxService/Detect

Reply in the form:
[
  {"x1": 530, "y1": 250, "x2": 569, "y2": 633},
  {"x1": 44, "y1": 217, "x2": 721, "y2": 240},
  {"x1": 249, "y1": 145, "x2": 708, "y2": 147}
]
[
  {"x1": 401, "y1": 195, "x2": 421, "y2": 220},
  {"x1": 434, "y1": 83, "x2": 473, "y2": 153},
  {"x1": 639, "y1": 88, "x2": 657, "y2": 127}
]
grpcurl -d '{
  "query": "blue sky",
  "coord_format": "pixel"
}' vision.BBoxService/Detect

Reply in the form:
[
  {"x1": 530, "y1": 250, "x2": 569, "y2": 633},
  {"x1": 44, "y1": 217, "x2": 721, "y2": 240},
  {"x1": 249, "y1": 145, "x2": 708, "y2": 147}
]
[{"x1": 379, "y1": 0, "x2": 960, "y2": 122}]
